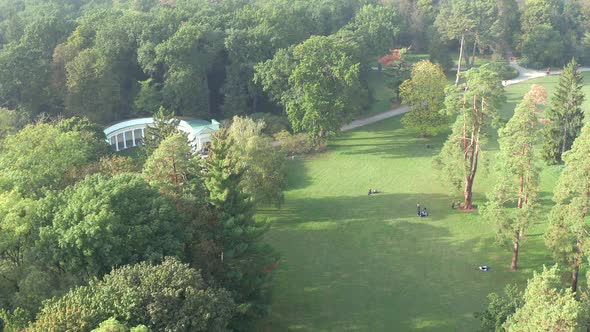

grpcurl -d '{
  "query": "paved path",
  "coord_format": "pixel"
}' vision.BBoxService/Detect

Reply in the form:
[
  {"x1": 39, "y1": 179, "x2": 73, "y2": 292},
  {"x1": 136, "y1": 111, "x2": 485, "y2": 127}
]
[{"x1": 341, "y1": 61, "x2": 590, "y2": 132}]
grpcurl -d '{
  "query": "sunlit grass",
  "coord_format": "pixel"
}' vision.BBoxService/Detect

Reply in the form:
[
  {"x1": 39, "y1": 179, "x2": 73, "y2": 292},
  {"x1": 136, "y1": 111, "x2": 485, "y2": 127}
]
[{"x1": 256, "y1": 74, "x2": 590, "y2": 331}]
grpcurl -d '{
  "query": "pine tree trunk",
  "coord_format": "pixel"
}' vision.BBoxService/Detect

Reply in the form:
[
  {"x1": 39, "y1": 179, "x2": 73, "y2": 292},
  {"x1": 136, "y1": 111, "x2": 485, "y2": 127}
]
[
  {"x1": 471, "y1": 40, "x2": 477, "y2": 67},
  {"x1": 511, "y1": 231, "x2": 520, "y2": 271},
  {"x1": 463, "y1": 177, "x2": 473, "y2": 209},
  {"x1": 252, "y1": 93, "x2": 258, "y2": 113},
  {"x1": 572, "y1": 257, "x2": 580, "y2": 293},
  {"x1": 455, "y1": 33, "x2": 465, "y2": 86}
]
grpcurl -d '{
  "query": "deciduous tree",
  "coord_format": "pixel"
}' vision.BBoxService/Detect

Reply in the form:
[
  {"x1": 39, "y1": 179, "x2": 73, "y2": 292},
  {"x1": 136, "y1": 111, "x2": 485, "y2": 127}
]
[
  {"x1": 0, "y1": 123, "x2": 99, "y2": 197},
  {"x1": 399, "y1": 60, "x2": 449, "y2": 136},
  {"x1": 255, "y1": 35, "x2": 366, "y2": 143},
  {"x1": 38, "y1": 174, "x2": 185, "y2": 277},
  {"x1": 26, "y1": 258, "x2": 234, "y2": 332},
  {"x1": 227, "y1": 116, "x2": 287, "y2": 207}
]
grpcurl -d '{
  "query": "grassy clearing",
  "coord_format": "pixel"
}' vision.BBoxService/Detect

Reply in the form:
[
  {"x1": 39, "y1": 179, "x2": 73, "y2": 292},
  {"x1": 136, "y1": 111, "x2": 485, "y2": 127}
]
[{"x1": 256, "y1": 74, "x2": 590, "y2": 331}]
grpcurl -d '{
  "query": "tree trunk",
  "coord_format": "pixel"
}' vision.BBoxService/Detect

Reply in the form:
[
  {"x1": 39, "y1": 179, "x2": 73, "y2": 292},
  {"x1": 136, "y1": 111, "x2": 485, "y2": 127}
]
[
  {"x1": 463, "y1": 176, "x2": 473, "y2": 209},
  {"x1": 572, "y1": 257, "x2": 580, "y2": 293},
  {"x1": 511, "y1": 231, "x2": 520, "y2": 271},
  {"x1": 252, "y1": 93, "x2": 258, "y2": 113},
  {"x1": 455, "y1": 33, "x2": 465, "y2": 86},
  {"x1": 471, "y1": 40, "x2": 477, "y2": 67},
  {"x1": 517, "y1": 175, "x2": 525, "y2": 208}
]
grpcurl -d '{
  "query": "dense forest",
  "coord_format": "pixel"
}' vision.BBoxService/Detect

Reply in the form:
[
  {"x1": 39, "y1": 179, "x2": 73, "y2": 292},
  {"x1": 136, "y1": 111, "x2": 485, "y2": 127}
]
[
  {"x1": 2, "y1": 0, "x2": 590, "y2": 330},
  {"x1": 1, "y1": 0, "x2": 589, "y2": 126}
]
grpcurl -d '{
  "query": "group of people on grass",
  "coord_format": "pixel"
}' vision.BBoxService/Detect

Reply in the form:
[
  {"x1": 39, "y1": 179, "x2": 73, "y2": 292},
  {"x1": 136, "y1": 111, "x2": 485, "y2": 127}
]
[{"x1": 416, "y1": 203, "x2": 428, "y2": 217}]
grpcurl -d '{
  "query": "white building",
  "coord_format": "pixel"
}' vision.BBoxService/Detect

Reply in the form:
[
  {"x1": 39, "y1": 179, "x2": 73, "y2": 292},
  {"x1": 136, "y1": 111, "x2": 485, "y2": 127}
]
[{"x1": 103, "y1": 117, "x2": 220, "y2": 152}]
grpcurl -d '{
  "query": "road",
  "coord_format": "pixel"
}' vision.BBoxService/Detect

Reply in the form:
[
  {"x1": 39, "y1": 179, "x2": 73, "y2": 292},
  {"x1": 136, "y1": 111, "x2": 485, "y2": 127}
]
[{"x1": 342, "y1": 62, "x2": 590, "y2": 132}]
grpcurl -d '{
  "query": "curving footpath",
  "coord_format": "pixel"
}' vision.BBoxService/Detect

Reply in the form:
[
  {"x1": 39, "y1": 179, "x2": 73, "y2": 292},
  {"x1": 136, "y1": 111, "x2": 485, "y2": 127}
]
[{"x1": 342, "y1": 61, "x2": 590, "y2": 132}]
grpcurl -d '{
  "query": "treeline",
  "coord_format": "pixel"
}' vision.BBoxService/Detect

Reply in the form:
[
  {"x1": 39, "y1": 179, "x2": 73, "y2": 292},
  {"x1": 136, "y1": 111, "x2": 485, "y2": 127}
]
[
  {"x1": 0, "y1": 0, "x2": 402, "y2": 125},
  {"x1": 0, "y1": 113, "x2": 289, "y2": 331},
  {"x1": 2, "y1": 0, "x2": 589, "y2": 130}
]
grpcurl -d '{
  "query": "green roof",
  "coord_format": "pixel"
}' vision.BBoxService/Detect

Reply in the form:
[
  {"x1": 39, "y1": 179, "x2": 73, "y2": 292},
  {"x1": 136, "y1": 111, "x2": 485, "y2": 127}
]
[{"x1": 186, "y1": 120, "x2": 211, "y2": 129}]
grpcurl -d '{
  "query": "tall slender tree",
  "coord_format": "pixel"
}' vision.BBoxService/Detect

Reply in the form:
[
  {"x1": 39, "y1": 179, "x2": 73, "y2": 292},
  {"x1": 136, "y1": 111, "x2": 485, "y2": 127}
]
[
  {"x1": 482, "y1": 85, "x2": 546, "y2": 270},
  {"x1": 202, "y1": 128, "x2": 276, "y2": 327},
  {"x1": 545, "y1": 123, "x2": 590, "y2": 293},
  {"x1": 434, "y1": 66, "x2": 504, "y2": 209},
  {"x1": 542, "y1": 58, "x2": 585, "y2": 164}
]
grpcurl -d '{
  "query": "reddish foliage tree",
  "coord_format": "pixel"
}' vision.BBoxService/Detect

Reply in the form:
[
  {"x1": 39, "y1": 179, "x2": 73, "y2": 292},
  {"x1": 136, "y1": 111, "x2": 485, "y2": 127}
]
[{"x1": 378, "y1": 48, "x2": 402, "y2": 67}]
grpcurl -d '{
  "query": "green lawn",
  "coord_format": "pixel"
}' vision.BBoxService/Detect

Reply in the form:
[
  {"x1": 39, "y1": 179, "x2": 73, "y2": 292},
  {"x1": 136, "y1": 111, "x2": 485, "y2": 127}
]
[{"x1": 256, "y1": 74, "x2": 590, "y2": 331}]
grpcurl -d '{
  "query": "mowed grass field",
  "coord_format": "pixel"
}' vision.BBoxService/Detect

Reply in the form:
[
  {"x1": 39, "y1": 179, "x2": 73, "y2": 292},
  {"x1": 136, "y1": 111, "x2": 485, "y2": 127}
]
[{"x1": 256, "y1": 73, "x2": 590, "y2": 331}]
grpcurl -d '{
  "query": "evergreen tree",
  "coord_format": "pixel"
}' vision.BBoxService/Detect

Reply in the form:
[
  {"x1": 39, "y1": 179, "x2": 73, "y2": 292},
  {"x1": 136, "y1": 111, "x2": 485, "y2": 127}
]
[
  {"x1": 481, "y1": 86, "x2": 546, "y2": 270},
  {"x1": 503, "y1": 265, "x2": 588, "y2": 331},
  {"x1": 545, "y1": 123, "x2": 590, "y2": 293},
  {"x1": 542, "y1": 58, "x2": 585, "y2": 164},
  {"x1": 141, "y1": 107, "x2": 181, "y2": 158},
  {"x1": 202, "y1": 128, "x2": 276, "y2": 328},
  {"x1": 434, "y1": 66, "x2": 504, "y2": 209}
]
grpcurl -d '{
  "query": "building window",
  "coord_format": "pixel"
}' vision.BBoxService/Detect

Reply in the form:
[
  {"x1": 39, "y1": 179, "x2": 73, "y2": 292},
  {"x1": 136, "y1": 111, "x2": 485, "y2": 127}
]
[
  {"x1": 134, "y1": 129, "x2": 143, "y2": 146},
  {"x1": 125, "y1": 131, "x2": 133, "y2": 148},
  {"x1": 117, "y1": 133, "x2": 124, "y2": 149}
]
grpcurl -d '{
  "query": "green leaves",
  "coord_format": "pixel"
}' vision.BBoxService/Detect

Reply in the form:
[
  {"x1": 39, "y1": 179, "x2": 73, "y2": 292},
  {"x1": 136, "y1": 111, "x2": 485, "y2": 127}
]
[
  {"x1": 28, "y1": 258, "x2": 234, "y2": 332},
  {"x1": 256, "y1": 35, "x2": 365, "y2": 141},
  {"x1": 399, "y1": 60, "x2": 449, "y2": 135},
  {"x1": 0, "y1": 122, "x2": 100, "y2": 197},
  {"x1": 39, "y1": 174, "x2": 185, "y2": 277}
]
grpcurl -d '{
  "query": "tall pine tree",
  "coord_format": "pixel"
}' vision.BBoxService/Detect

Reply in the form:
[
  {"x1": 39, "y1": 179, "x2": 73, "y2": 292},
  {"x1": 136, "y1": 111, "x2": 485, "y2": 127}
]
[
  {"x1": 542, "y1": 58, "x2": 585, "y2": 164},
  {"x1": 142, "y1": 107, "x2": 181, "y2": 158},
  {"x1": 482, "y1": 85, "x2": 546, "y2": 270},
  {"x1": 202, "y1": 128, "x2": 276, "y2": 328},
  {"x1": 545, "y1": 123, "x2": 590, "y2": 293},
  {"x1": 434, "y1": 66, "x2": 505, "y2": 209}
]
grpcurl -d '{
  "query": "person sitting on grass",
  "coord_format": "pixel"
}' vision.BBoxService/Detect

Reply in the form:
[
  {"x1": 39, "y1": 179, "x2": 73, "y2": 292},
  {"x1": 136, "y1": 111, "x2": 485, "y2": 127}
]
[
  {"x1": 479, "y1": 265, "x2": 490, "y2": 271},
  {"x1": 368, "y1": 189, "x2": 373, "y2": 195},
  {"x1": 420, "y1": 208, "x2": 428, "y2": 217}
]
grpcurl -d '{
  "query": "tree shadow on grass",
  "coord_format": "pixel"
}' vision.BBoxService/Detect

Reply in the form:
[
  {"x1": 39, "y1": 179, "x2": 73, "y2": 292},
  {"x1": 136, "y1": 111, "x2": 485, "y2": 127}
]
[
  {"x1": 284, "y1": 158, "x2": 313, "y2": 191},
  {"x1": 261, "y1": 193, "x2": 455, "y2": 226},
  {"x1": 259, "y1": 207, "x2": 549, "y2": 332},
  {"x1": 332, "y1": 129, "x2": 449, "y2": 160}
]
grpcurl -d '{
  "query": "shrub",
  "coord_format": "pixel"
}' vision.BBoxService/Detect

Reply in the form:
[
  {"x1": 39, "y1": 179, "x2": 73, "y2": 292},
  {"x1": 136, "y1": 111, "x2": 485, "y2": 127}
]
[
  {"x1": 274, "y1": 130, "x2": 315, "y2": 155},
  {"x1": 487, "y1": 62, "x2": 519, "y2": 80},
  {"x1": 249, "y1": 113, "x2": 291, "y2": 136}
]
